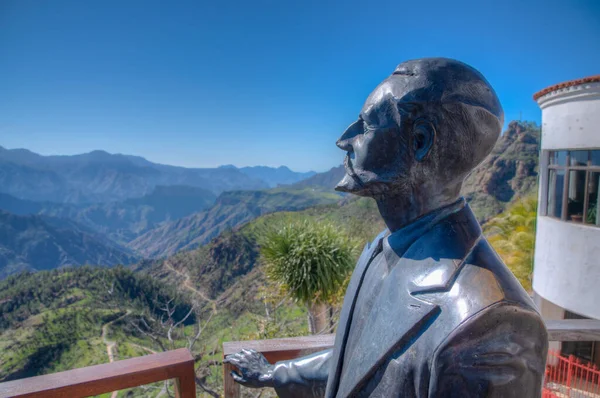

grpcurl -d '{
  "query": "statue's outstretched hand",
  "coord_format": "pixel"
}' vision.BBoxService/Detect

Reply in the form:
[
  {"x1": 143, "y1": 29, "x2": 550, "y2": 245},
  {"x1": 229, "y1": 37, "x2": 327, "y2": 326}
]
[{"x1": 223, "y1": 348, "x2": 275, "y2": 388}]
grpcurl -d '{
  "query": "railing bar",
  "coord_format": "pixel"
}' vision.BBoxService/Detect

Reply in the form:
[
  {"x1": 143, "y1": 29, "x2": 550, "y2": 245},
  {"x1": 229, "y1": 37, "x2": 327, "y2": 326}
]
[{"x1": 0, "y1": 349, "x2": 196, "y2": 398}]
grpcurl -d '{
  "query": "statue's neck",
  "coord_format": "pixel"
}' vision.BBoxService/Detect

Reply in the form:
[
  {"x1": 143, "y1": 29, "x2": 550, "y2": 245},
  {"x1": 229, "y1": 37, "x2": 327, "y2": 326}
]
[{"x1": 376, "y1": 184, "x2": 462, "y2": 233}]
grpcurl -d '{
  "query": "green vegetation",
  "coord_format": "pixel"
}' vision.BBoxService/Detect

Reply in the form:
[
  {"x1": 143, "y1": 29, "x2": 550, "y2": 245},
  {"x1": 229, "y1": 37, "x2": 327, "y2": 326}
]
[
  {"x1": 0, "y1": 266, "x2": 193, "y2": 385},
  {"x1": 260, "y1": 219, "x2": 358, "y2": 333},
  {"x1": 484, "y1": 196, "x2": 538, "y2": 291}
]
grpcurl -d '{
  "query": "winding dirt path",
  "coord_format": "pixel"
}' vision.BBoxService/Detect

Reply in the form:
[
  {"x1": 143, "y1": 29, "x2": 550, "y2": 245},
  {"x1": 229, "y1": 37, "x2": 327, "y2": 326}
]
[
  {"x1": 101, "y1": 310, "x2": 132, "y2": 398},
  {"x1": 102, "y1": 311, "x2": 167, "y2": 397},
  {"x1": 129, "y1": 342, "x2": 157, "y2": 355},
  {"x1": 164, "y1": 261, "x2": 217, "y2": 314}
]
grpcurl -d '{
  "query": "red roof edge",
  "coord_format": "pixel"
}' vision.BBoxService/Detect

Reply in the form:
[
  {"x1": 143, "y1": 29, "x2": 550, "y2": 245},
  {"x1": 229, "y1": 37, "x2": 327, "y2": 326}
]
[{"x1": 533, "y1": 75, "x2": 600, "y2": 101}]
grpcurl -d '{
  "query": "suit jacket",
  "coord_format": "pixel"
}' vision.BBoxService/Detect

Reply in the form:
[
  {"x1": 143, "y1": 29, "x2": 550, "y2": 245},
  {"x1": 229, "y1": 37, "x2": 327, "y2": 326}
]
[{"x1": 271, "y1": 202, "x2": 548, "y2": 398}]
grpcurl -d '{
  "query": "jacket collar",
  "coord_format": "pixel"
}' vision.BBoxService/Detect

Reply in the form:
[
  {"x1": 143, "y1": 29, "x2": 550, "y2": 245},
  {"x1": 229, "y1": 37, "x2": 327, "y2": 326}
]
[
  {"x1": 334, "y1": 202, "x2": 482, "y2": 398},
  {"x1": 383, "y1": 198, "x2": 466, "y2": 268}
]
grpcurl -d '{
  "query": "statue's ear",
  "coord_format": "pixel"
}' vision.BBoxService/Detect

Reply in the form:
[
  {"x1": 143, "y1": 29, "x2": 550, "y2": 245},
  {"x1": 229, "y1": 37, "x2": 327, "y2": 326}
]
[{"x1": 412, "y1": 118, "x2": 436, "y2": 162}]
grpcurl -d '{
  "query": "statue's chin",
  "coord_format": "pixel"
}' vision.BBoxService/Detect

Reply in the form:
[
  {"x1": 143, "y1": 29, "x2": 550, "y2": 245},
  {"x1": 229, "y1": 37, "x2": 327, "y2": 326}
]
[
  {"x1": 336, "y1": 173, "x2": 397, "y2": 198},
  {"x1": 335, "y1": 174, "x2": 370, "y2": 196}
]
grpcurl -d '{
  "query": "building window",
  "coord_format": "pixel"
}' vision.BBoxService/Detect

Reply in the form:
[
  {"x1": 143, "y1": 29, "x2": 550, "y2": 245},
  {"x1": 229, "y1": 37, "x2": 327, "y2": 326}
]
[{"x1": 545, "y1": 150, "x2": 600, "y2": 226}]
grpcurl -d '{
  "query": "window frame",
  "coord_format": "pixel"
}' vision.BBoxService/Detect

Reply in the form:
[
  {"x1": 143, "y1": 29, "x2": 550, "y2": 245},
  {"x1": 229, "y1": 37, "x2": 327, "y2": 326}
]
[{"x1": 545, "y1": 149, "x2": 600, "y2": 226}]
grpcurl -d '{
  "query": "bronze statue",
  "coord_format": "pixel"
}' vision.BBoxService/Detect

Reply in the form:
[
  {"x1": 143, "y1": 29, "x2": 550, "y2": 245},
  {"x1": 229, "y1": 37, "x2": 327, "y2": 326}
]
[{"x1": 224, "y1": 58, "x2": 548, "y2": 397}]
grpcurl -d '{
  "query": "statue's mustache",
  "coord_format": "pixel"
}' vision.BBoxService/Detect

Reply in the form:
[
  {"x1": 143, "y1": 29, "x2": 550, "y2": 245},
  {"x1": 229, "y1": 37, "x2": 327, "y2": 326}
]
[{"x1": 344, "y1": 153, "x2": 364, "y2": 187}]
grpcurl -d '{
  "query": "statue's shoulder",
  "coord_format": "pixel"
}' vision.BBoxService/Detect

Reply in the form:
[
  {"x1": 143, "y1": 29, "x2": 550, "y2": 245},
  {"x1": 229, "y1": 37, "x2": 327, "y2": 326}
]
[
  {"x1": 464, "y1": 237, "x2": 537, "y2": 311},
  {"x1": 429, "y1": 237, "x2": 538, "y2": 332}
]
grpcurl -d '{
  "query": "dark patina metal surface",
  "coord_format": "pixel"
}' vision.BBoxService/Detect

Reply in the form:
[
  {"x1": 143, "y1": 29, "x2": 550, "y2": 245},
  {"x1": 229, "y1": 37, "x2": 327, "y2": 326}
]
[{"x1": 224, "y1": 58, "x2": 548, "y2": 397}]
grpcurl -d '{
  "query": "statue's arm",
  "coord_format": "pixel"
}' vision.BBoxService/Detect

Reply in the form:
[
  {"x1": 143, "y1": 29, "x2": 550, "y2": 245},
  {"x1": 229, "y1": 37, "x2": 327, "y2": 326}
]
[
  {"x1": 429, "y1": 302, "x2": 549, "y2": 398},
  {"x1": 224, "y1": 348, "x2": 332, "y2": 398},
  {"x1": 272, "y1": 348, "x2": 333, "y2": 398}
]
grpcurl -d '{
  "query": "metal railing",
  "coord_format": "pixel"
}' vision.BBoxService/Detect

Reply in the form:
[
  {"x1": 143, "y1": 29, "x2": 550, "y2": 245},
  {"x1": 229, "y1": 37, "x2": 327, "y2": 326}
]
[{"x1": 544, "y1": 350, "x2": 600, "y2": 397}]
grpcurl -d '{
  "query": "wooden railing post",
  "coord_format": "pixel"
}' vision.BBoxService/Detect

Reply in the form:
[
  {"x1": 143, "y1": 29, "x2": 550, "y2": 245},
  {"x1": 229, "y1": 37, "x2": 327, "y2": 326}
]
[
  {"x1": 223, "y1": 362, "x2": 241, "y2": 398},
  {"x1": 174, "y1": 361, "x2": 198, "y2": 398}
]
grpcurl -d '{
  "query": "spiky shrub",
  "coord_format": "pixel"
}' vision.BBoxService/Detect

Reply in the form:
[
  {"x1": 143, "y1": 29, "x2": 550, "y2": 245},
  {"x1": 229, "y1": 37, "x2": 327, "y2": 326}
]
[
  {"x1": 484, "y1": 196, "x2": 538, "y2": 292},
  {"x1": 260, "y1": 220, "x2": 357, "y2": 333},
  {"x1": 261, "y1": 220, "x2": 357, "y2": 303}
]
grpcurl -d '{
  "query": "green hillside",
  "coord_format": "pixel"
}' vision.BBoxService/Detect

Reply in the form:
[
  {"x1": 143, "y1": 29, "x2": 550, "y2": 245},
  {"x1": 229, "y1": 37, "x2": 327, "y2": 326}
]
[
  {"x1": 0, "y1": 191, "x2": 542, "y2": 395},
  {"x1": 128, "y1": 187, "x2": 342, "y2": 258},
  {"x1": 0, "y1": 267, "x2": 193, "y2": 381}
]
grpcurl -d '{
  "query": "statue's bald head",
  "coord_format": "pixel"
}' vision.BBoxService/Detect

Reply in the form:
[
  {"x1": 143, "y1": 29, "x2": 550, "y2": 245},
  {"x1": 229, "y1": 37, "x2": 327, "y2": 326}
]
[
  {"x1": 336, "y1": 57, "x2": 503, "y2": 199},
  {"x1": 383, "y1": 58, "x2": 502, "y2": 181}
]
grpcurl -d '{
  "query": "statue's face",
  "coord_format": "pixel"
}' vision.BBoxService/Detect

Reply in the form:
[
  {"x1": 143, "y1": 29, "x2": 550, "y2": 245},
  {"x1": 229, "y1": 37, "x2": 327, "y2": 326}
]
[{"x1": 335, "y1": 79, "x2": 412, "y2": 197}]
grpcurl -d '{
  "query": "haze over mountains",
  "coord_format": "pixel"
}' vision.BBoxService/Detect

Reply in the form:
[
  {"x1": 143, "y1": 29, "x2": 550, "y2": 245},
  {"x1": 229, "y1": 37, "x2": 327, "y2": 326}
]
[
  {"x1": 0, "y1": 146, "x2": 274, "y2": 203},
  {"x1": 0, "y1": 147, "x2": 334, "y2": 276},
  {"x1": 0, "y1": 210, "x2": 138, "y2": 279},
  {"x1": 0, "y1": 185, "x2": 217, "y2": 243},
  {"x1": 222, "y1": 165, "x2": 316, "y2": 188},
  {"x1": 0, "y1": 121, "x2": 540, "y2": 278}
]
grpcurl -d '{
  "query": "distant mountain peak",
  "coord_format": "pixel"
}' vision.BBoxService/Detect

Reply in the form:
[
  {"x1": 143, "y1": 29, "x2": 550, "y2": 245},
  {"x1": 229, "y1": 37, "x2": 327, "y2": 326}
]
[
  {"x1": 82, "y1": 149, "x2": 113, "y2": 160},
  {"x1": 461, "y1": 120, "x2": 540, "y2": 222},
  {"x1": 88, "y1": 149, "x2": 110, "y2": 155}
]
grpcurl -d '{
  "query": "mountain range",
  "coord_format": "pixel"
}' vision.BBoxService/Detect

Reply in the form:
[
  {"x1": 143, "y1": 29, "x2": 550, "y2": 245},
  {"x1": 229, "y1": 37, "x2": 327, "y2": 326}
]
[
  {"x1": 128, "y1": 187, "x2": 341, "y2": 258},
  {"x1": 0, "y1": 121, "x2": 541, "y2": 278},
  {"x1": 0, "y1": 185, "x2": 217, "y2": 244},
  {"x1": 0, "y1": 147, "x2": 313, "y2": 203},
  {"x1": 222, "y1": 165, "x2": 316, "y2": 187},
  {"x1": 0, "y1": 210, "x2": 138, "y2": 279},
  {"x1": 0, "y1": 149, "x2": 337, "y2": 277}
]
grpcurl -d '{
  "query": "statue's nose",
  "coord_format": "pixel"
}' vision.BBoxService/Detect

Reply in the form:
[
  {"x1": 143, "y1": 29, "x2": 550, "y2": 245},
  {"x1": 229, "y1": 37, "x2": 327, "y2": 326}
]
[{"x1": 336, "y1": 121, "x2": 361, "y2": 151}]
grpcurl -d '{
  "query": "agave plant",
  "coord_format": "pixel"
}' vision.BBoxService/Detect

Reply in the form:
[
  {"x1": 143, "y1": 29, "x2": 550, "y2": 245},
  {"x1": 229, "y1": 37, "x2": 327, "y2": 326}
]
[{"x1": 259, "y1": 219, "x2": 358, "y2": 334}]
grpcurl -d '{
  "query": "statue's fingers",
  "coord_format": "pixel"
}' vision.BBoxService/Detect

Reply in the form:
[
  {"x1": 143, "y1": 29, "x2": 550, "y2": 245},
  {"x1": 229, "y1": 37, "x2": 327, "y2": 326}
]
[
  {"x1": 231, "y1": 370, "x2": 248, "y2": 385},
  {"x1": 232, "y1": 352, "x2": 247, "y2": 360},
  {"x1": 226, "y1": 358, "x2": 242, "y2": 367},
  {"x1": 223, "y1": 353, "x2": 239, "y2": 364},
  {"x1": 242, "y1": 348, "x2": 257, "y2": 355}
]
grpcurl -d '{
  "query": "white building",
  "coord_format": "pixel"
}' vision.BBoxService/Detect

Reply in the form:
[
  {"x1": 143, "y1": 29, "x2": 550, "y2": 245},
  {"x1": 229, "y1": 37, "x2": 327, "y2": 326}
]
[{"x1": 533, "y1": 75, "x2": 600, "y2": 365}]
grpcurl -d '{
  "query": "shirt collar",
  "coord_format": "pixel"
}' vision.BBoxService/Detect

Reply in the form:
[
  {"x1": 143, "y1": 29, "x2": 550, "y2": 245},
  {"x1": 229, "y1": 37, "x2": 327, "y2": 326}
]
[{"x1": 383, "y1": 198, "x2": 466, "y2": 267}]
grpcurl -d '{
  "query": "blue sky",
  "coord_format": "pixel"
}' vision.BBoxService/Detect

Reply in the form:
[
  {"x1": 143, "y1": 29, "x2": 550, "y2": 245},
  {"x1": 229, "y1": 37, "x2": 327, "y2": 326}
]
[{"x1": 1, "y1": 0, "x2": 599, "y2": 172}]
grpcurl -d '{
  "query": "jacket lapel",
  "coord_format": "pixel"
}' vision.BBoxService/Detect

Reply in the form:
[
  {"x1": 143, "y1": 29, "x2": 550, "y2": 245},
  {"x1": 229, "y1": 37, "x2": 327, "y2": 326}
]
[
  {"x1": 336, "y1": 265, "x2": 441, "y2": 398},
  {"x1": 324, "y1": 229, "x2": 388, "y2": 398},
  {"x1": 335, "y1": 205, "x2": 482, "y2": 397}
]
